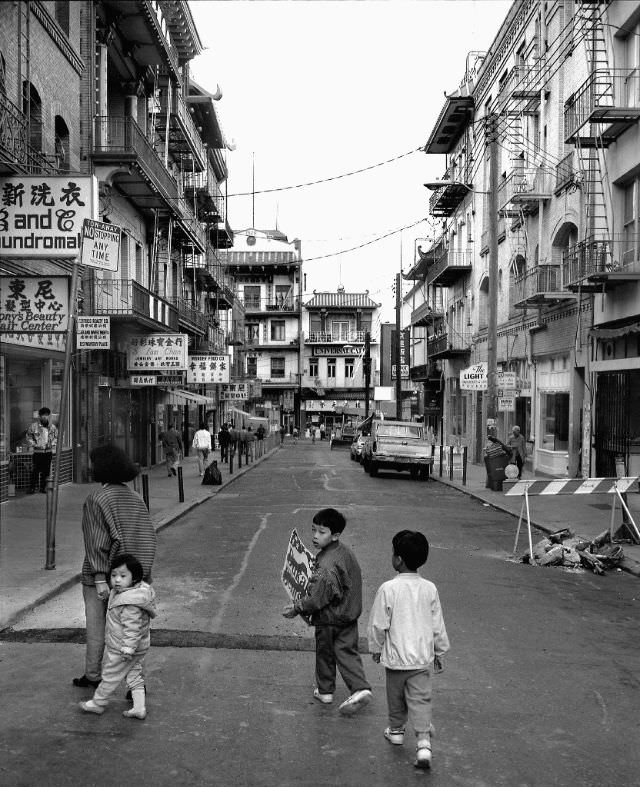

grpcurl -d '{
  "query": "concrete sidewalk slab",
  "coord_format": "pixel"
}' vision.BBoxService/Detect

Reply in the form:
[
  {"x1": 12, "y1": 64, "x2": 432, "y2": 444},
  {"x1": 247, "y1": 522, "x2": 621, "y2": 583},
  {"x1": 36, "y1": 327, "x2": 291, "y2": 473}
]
[{"x1": 0, "y1": 438, "x2": 281, "y2": 630}]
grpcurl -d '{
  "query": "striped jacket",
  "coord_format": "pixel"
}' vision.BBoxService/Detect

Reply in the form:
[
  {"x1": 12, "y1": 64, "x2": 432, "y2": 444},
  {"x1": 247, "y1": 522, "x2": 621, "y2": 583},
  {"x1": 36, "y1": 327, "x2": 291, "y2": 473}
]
[{"x1": 81, "y1": 484, "x2": 157, "y2": 586}]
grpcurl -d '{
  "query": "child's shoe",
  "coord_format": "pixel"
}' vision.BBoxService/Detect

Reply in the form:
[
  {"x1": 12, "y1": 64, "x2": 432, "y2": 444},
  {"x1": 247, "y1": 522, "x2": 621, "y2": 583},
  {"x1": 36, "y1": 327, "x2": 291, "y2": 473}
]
[
  {"x1": 414, "y1": 737, "x2": 432, "y2": 770},
  {"x1": 79, "y1": 700, "x2": 104, "y2": 715},
  {"x1": 313, "y1": 688, "x2": 333, "y2": 704},
  {"x1": 384, "y1": 727, "x2": 405, "y2": 745},
  {"x1": 338, "y1": 688, "x2": 372, "y2": 716},
  {"x1": 122, "y1": 707, "x2": 146, "y2": 719},
  {"x1": 123, "y1": 687, "x2": 146, "y2": 719}
]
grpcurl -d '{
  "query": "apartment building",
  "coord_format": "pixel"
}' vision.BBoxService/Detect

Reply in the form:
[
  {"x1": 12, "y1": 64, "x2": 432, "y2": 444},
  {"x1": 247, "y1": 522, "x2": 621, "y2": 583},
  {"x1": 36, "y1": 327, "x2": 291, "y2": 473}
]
[
  {"x1": 219, "y1": 229, "x2": 302, "y2": 433},
  {"x1": 413, "y1": 0, "x2": 640, "y2": 478},
  {"x1": 0, "y1": 1, "x2": 236, "y2": 498},
  {"x1": 301, "y1": 288, "x2": 379, "y2": 432}
]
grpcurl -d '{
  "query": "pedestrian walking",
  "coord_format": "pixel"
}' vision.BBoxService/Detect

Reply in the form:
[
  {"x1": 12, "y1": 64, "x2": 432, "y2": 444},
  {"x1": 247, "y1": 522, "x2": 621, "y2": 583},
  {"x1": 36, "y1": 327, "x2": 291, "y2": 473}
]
[
  {"x1": 280, "y1": 424, "x2": 286, "y2": 444},
  {"x1": 293, "y1": 426, "x2": 299, "y2": 443},
  {"x1": 320, "y1": 423, "x2": 326, "y2": 441},
  {"x1": 283, "y1": 507, "x2": 372, "y2": 716},
  {"x1": 192, "y1": 422, "x2": 212, "y2": 476},
  {"x1": 79, "y1": 553, "x2": 156, "y2": 720},
  {"x1": 239, "y1": 424, "x2": 249, "y2": 460},
  {"x1": 25, "y1": 406, "x2": 58, "y2": 493},
  {"x1": 368, "y1": 530, "x2": 449, "y2": 771},
  {"x1": 159, "y1": 423, "x2": 183, "y2": 477},
  {"x1": 507, "y1": 425, "x2": 527, "y2": 479},
  {"x1": 73, "y1": 444, "x2": 157, "y2": 691},
  {"x1": 218, "y1": 423, "x2": 231, "y2": 463},
  {"x1": 228, "y1": 422, "x2": 240, "y2": 455}
]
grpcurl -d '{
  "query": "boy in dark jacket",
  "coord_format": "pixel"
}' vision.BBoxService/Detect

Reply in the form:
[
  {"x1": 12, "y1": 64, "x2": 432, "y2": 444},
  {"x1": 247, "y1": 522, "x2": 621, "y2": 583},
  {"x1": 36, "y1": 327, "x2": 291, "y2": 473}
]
[{"x1": 283, "y1": 508, "x2": 372, "y2": 715}]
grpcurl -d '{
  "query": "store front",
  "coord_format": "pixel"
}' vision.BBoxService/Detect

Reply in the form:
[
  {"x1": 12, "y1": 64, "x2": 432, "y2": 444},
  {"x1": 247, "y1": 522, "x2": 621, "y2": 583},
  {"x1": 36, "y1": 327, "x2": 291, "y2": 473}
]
[{"x1": 535, "y1": 357, "x2": 570, "y2": 476}]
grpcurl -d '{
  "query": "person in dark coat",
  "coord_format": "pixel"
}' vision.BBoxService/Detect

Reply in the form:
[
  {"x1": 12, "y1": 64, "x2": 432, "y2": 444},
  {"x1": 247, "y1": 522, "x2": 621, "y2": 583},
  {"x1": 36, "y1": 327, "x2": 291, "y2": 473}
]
[{"x1": 218, "y1": 423, "x2": 231, "y2": 463}]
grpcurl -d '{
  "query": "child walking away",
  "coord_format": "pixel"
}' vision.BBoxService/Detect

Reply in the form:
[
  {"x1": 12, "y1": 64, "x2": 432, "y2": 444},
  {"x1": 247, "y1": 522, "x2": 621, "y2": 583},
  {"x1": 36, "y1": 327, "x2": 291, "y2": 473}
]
[
  {"x1": 367, "y1": 530, "x2": 449, "y2": 770},
  {"x1": 79, "y1": 554, "x2": 157, "y2": 720},
  {"x1": 283, "y1": 508, "x2": 372, "y2": 716}
]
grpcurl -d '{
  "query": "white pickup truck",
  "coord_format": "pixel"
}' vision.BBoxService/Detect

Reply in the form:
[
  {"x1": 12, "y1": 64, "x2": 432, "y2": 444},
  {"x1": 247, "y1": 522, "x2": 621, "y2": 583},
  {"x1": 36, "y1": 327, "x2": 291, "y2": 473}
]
[{"x1": 362, "y1": 420, "x2": 433, "y2": 480}]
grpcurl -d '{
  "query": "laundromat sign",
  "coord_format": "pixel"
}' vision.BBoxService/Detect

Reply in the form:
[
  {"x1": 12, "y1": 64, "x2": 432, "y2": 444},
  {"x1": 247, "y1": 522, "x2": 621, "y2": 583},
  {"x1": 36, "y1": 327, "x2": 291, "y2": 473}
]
[{"x1": 0, "y1": 275, "x2": 70, "y2": 333}]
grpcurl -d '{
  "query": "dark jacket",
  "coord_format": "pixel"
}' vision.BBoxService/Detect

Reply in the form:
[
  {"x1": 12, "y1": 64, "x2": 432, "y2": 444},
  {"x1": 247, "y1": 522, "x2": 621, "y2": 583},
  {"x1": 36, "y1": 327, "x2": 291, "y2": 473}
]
[
  {"x1": 295, "y1": 540, "x2": 363, "y2": 627},
  {"x1": 218, "y1": 427, "x2": 231, "y2": 447}
]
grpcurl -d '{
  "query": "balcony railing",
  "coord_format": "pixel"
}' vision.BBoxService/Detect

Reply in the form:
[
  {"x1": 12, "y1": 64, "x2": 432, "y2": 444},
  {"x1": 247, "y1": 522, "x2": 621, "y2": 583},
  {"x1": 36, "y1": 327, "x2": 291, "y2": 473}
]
[
  {"x1": 426, "y1": 250, "x2": 472, "y2": 287},
  {"x1": 144, "y1": 0, "x2": 180, "y2": 75},
  {"x1": 565, "y1": 69, "x2": 640, "y2": 146},
  {"x1": 307, "y1": 330, "x2": 367, "y2": 343},
  {"x1": 94, "y1": 116, "x2": 179, "y2": 205},
  {"x1": 562, "y1": 236, "x2": 640, "y2": 289},
  {"x1": 175, "y1": 196, "x2": 206, "y2": 251},
  {"x1": 87, "y1": 278, "x2": 178, "y2": 331},
  {"x1": 240, "y1": 296, "x2": 298, "y2": 312},
  {"x1": 512, "y1": 264, "x2": 571, "y2": 307},
  {"x1": 499, "y1": 167, "x2": 553, "y2": 214},
  {"x1": 554, "y1": 152, "x2": 574, "y2": 193},
  {"x1": 174, "y1": 91, "x2": 206, "y2": 169},
  {"x1": 167, "y1": 296, "x2": 207, "y2": 333},
  {"x1": 411, "y1": 294, "x2": 444, "y2": 327},
  {"x1": 183, "y1": 161, "x2": 225, "y2": 221},
  {"x1": 429, "y1": 180, "x2": 472, "y2": 218},
  {"x1": 0, "y1": 92, "x2": 27, "y2": 170},
  {"x1": 496, "y1": 64, "x2": 541, "y2": 110},
  {"x1": 427, "y1": 330, "x2": 471, "y2": 358}
]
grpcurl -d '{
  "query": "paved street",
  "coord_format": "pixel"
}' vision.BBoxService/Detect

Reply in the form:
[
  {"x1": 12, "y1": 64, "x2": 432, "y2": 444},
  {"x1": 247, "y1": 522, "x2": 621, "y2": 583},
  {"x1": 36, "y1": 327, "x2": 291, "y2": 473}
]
[{"x1": 2, "y1": 441, "x2": 640, "y2": 786}]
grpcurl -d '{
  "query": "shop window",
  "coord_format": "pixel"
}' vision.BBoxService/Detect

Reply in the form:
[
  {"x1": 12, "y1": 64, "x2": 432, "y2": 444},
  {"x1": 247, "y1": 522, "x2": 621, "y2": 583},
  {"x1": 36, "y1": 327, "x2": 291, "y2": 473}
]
[
  {"x1": 327, "y1": 358, "x2": 336, "y2": 379},
  {"x1": 345, "y1": 357, "x2": 355, "y2": 379},
  {"x1": 271, "y1": 357, "x2": 285, "y2": 378},
  {"x1": 540, "y1": 392, "x2": 569, "y2": 451},
  {"x1": 309, "y1": 358, "x2": 318, "y2": 378},
  {"x1": 270, "y1": 320, "x2": 285, "y2": 341}
]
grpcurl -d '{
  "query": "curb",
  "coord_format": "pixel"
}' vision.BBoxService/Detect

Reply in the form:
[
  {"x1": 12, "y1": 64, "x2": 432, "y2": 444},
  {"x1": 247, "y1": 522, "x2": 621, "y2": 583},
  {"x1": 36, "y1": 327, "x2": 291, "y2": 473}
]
[
  {"x1": 432, "y1": 475, "x2": 640, "y2": 577},
  {"x1": 0, "y1": 446, "x2": 281, "y2": 632}
]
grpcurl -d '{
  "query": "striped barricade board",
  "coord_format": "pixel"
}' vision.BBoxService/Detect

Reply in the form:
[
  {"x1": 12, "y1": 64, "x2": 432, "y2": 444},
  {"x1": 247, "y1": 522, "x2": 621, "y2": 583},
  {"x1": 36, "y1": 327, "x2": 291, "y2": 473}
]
[
  {"x1": 503, "y1": 477, "x2": 640, "y2": 555},
  {"x1": 504, "y1": 477, "x2": 639, "y2": 496}
]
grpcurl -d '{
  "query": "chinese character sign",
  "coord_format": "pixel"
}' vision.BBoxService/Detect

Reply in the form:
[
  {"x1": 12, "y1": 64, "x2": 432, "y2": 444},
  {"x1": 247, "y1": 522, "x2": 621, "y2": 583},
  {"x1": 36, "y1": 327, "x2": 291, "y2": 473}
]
[
  {"x1": 220, "y1": 383, "x2": 248, "y2": 401},
  {"x1": 186, "y1": 354, "x2": 230, "y2": 384},
  {"x1": 0, "y1": 177, "x2": 96, "y2": 257},
  {"x1": 77, "y1": 316, "x2": 110, "y2": 349},
  {"x1": 0, "y1": 275, "x2": 69, "y2": 333},
  {"x1": 127, "y1": 334, "x2": 188, "y2": 371},
  {"x1": 281, "y1": 529, "x2": 316, "y2": 604}
]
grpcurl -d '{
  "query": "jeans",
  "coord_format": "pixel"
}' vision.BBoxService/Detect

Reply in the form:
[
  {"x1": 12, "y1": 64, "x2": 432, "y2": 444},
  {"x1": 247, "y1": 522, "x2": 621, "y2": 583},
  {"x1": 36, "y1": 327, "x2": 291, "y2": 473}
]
[
  {"x1": 92, "y1": 649, "x2": 145, "y2": 707},
  {"x1": 386, "y1": 667, "x2": 432, "y2": 736},
  {"x1": 31, "y1": 451, "x2": 52, "y2": 491},
  {"x1": 314, "y1": 622, "x2": 370, "y2": 695},
  {"x1": 196, "y1": 448, "x2": 209, "y2": 475},
  {"x1": 82, "y1": 584, "x2": 108, "y2": 682}
]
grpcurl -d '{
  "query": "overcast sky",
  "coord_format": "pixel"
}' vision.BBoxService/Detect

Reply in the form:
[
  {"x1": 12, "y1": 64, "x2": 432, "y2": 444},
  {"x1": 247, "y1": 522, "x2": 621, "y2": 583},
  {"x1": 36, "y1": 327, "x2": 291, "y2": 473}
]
[{"x1": 189, "y1": 0, "x2": 513, "y2": 323}]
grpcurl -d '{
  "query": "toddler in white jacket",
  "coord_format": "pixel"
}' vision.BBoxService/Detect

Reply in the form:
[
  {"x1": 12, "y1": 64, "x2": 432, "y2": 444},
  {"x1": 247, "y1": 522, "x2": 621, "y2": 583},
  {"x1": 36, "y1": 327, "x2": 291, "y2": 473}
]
[
  {"x1": 368, "y1": 530, "x2": 449, "y2": 770},
  {"x1": 80, "y1": 553, "x2": 156, "y2": 720}
]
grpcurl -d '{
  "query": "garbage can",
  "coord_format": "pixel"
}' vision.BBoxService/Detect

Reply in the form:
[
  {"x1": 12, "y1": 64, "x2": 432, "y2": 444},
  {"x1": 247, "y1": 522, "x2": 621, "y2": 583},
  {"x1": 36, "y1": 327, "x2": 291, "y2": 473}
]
[{"x1": 484, "y1": 449, "x2": 510, "y2": 491}]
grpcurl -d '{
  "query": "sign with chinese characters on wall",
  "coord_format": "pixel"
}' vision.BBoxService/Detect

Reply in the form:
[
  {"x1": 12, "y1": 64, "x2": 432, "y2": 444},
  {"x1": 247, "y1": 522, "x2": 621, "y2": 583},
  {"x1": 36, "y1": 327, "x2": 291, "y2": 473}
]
[
  {"x1": 0, "y1": 176, "x2": 97, "y2": 257},
  {"x1": 220, "y1": 383, "x2": 248, "y2": 401},
  {"x1": 126, "y1": 334, "x2": 188, "y2": 371},
  {"x1": 0, "y1": 275, "x2": 69, "y2": 333},
  {"x1": 186, "y1": 354, "x2": 230, "y2": 384},
  {"x1": 80, "y1": 219, "x2": 120, "y2": 271},
  {"x1": 131, "y1": 375, "x2": 157, "y2": 386},
  {"x1": 77, "y1": 316, "x2": 110, "y2": 349}
]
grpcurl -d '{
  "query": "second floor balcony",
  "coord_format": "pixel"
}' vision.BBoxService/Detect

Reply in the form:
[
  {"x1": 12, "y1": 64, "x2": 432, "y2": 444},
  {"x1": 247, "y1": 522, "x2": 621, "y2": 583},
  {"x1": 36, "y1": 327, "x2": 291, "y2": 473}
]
[
  {"x1": 512, "y1": 264, "x2": 576, "y2": 309},
  {"x1": 410, "y1": 292, "x2": 445, "y2": 327},
  {"x1": 307, "y1": 330, "x2": 367, "y2": 344},
  {"x1": 166, "y1": 295, "x2": 207, "y2": 334},
  {"x1": 562, "y1": 236, "x2": 640, "y2": 292},
  {"x1": 426, "y1": 250, "x2": 472, "y2": 287},
  {"x1": 93, "y1": 115, "x2": 179, "y2": 210},
  {"x1": 498, "y1": 167, "x2": 553, "y2": 216},
  {"x1": 429, "y1": 179, "x2": 472, "y2": 218},
  {"x1": 183, "y1": 161, "x2": 225, "y2": 222},
  {"x1": 565, "y1": 69, "x2": 640, "y2": 148},
  {"x1": 427, "y1": 329, "x2": 471, "y2": 359},
  {"x1": 86, "y1": 277, "x2": 178, "y2": 332}
]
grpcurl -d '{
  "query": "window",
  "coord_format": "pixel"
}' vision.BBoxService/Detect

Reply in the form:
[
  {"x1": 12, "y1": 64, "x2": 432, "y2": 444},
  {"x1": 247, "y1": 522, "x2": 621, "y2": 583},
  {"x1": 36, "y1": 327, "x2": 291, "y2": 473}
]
[
  {"x1": 309, "y1": 358, "x2": 318, "y2": 378},
  {"x1": 54, "y1": 115, "x2": 70, "y2": 171},
  {"x1": 135, "y1": 243, "x2": 143, "y2": 284},
  {"x1": 271, "y1": 357, "x2": 285, "y2": 378},
  {"x1": 275, "y1": 284, "x2": 292, "y2": 309},
  {"x1": 540, "y1": 392, "x2": 569, "y2": 451},
  {"x1": 345, "y1": 357, "x2": 355, "y2": 378},
  {"x1": 245, "y1": 323, "x2": 260, "y2": 344},
  {"x1": 270, "y1": 320, "x2": 285, "y2": 341},
  {"x1": 55, "y1": 1, "x2": 70, "y2": 34},
  {"x1": 332, "y1": 321, "x2": 350, "y2": 341},
  {"x1": 625, "y1": 21, "x2": 640, "y2": 107},
  {"x1": 246, "y1": 356, "x2": 257, "y2": 377},
  {"x1": 327, "y1": 358, "x2": 336, "y2": 379},
  {"x1": 623, "y1": 178, "x2": 638, "y2": 265},
  {"x1": 23, "y1": 81, "x2": 42, "y2": 151},
  {"x1": 244, "y1": 285, "x2": 260, "y2": 310}
]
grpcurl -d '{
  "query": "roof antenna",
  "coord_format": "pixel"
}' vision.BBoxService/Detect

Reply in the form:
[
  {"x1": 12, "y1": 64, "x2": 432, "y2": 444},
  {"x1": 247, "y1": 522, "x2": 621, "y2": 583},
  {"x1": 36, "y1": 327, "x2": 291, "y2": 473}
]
[{"x1": 252, "y1": 151, "x2": 255, "y2": 230}]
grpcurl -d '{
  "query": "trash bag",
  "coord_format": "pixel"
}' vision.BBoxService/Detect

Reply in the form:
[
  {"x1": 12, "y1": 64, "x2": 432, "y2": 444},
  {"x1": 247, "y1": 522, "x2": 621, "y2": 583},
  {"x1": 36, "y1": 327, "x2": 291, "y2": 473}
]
[{"x1": 202, "y1": 462, "x2": 222, "y2": 486}]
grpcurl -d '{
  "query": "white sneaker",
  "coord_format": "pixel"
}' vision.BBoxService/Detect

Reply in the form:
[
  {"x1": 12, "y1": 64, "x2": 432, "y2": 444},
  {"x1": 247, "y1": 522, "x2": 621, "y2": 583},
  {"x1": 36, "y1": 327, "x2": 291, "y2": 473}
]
[
  {"x1": 384, "y1": 727, "x2": 405, "y2": 745},
  {"x1": 313, "y1": 688, "x2": 333, "y2": 704},
  {"x1": 415, "y1": 738, "x2": 432, "y2": 770},
  {"x1": 338, "y1": 688, "x2": 372, "y2": 716}
]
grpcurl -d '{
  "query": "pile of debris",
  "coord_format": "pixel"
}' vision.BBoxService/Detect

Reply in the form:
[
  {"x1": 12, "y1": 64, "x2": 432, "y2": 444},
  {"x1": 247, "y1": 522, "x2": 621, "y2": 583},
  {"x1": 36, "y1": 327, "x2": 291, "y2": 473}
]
[{"x1": 522, "y1": 528, "x2": 625, "y2": 574}]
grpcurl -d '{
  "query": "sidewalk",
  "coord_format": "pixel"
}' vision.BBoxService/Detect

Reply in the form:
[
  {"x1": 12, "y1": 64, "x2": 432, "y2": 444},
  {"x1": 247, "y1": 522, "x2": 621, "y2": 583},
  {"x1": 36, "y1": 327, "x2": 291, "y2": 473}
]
[
  {"x1": 0, "y1": 438, "x2": 280, "y2": 631},
  {"x1": 431, "y1": 458, "x2": 640, "y2": 577}
]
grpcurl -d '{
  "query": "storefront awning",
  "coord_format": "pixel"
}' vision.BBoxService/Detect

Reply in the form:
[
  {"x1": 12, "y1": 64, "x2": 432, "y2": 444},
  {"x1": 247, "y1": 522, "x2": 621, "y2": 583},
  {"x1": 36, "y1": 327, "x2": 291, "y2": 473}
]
[
  {"x1": 590, "y1": 321, "x2": 640, "y2": 339},
  {"x1": 161, "y1": 389, "x2": 214, "y2": 406}
]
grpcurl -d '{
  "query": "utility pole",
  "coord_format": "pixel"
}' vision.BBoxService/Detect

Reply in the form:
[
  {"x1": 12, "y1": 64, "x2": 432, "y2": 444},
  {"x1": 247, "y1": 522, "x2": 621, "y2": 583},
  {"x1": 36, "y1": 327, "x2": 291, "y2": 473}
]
[
  {"x1": 363, "y1": 331, "x2": 371, "y2": 418},
  {"x1": 486, "y1": 112, "x2": 499, "y2": 433},
  {"x1": 395, "y1": 272, "x2": 402, "y2": 420}
]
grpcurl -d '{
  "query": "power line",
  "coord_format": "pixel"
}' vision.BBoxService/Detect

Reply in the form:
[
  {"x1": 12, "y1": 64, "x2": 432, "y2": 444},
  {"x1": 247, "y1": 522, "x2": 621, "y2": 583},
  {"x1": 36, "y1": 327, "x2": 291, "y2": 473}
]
[{"x1": 226, "y1": 147, "x2": 423, "y2": 197}]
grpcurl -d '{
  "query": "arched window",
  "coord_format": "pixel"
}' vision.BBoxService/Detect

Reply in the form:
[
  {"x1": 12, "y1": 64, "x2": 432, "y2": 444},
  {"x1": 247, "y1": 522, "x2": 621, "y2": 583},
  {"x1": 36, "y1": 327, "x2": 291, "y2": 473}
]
[
  {"x1": 478, "y1": 276, "x2": 489, "y2": 330},
  {"x1": 509, "y1": 254, "x2": 526, "y2": 318},
  {"x1": 23, "y1": 81, "x2": 43, "y2": 152},
  {"x1": 54, "y1": 115, "x2": 70, "y2": 171}
]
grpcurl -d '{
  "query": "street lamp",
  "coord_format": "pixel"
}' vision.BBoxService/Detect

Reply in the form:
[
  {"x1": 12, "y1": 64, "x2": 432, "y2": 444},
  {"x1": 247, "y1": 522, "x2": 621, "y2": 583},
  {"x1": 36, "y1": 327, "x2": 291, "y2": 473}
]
[{"x1": 423, "y1": 181, "x2": 488, "y2": 193}]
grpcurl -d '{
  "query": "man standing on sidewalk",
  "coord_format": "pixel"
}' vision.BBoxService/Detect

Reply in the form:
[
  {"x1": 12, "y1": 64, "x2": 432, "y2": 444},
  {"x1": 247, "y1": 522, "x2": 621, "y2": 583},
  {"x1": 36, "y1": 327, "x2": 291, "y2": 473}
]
[
  {"x1": 160, "y1": 423, "x2": 183, "y2": 477},
  {"x1": 26, "y1": 407, "x2": 58, "y2": 493}
]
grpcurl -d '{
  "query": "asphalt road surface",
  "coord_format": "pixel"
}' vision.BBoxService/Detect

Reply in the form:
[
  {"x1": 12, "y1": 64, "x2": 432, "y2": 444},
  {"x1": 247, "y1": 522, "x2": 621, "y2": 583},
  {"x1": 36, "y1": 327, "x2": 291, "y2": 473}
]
[{"x1": 2, "y1": 440, "x2": 640, "y2": 787}]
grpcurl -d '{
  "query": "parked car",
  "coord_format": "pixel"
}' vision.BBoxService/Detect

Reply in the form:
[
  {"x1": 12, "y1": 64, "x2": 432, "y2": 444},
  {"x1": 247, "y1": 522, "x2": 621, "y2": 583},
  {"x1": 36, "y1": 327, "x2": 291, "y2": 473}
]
[
  {"x1": 362, "y1": 420, "x2": 433, "y2": 480},
  {"x1": 350, "y1": 433, "x2": 367, "y2": 462}
]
